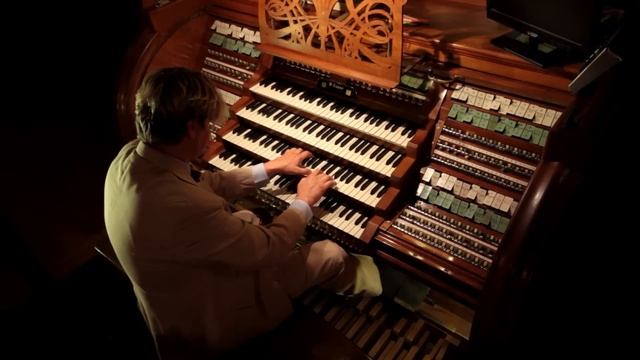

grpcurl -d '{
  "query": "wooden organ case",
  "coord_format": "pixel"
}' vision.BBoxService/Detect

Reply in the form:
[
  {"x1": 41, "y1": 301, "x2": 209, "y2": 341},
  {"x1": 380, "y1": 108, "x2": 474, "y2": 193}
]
[{"x1": 116, "y1": 0, "x2": 614, "y2": 358}]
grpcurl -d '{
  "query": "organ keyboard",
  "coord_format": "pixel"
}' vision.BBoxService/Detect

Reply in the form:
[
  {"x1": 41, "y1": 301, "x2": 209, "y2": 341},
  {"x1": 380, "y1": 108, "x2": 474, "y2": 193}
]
[
  {"x1": 206, "y1": 53, "x2": 439, "y2": 250},
  {"x1": 250, "y1": 78, "x2": 418, "y2": 148},
  {"x1": 236, "y1": 100, "x2": 403, "y2": 177},
  {"x1": 209, "y1": 146, "x2": 374, "y2": 250}
]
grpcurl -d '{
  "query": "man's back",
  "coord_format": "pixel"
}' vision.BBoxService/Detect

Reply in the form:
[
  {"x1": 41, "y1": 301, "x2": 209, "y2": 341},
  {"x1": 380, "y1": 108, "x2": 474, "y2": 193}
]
[
  {"x1": 104, "y1": 140, "x2": 299, "y2": 356},
  {"x1": 103, "y1": 67, "x2": 375, "y2": 358}
]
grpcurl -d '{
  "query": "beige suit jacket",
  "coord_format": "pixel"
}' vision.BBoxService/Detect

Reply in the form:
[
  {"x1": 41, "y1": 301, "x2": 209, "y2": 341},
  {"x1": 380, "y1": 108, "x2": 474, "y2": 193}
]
[{"x1": 104, "y1": 140, "x2": 307, "y2": 357}]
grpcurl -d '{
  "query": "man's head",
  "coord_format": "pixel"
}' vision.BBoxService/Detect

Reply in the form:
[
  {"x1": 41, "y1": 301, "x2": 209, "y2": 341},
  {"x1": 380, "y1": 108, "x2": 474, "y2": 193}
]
[{"x1": 135, "y1": 67, "x2": 226, "y2": 157}]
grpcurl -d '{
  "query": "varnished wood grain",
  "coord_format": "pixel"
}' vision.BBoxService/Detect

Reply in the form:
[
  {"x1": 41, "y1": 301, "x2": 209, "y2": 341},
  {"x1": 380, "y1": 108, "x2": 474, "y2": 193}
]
[
  {"x1": 258, "y1": 0, "x2": 404, "y2": 88},
  {"x1": 403, "y1": 0, "x2": 581, "y2": 91}
]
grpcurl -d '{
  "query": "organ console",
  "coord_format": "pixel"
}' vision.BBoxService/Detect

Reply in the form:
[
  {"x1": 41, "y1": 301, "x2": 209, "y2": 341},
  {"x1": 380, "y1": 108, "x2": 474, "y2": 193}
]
[{"x1": 116, "y1": 0, "x2": 620, "y2": 358}]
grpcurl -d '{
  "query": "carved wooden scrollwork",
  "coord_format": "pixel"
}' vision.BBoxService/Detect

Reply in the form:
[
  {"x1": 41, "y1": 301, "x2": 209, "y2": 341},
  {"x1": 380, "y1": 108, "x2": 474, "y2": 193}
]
[{"x1": 259, "y1": 0, "x2": 405, "y2": 87}]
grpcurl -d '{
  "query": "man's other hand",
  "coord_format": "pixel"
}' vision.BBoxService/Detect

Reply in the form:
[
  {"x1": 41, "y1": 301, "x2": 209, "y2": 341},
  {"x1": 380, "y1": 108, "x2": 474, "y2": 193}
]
[
  {"x1": 295, "y1": 169, "x2": 336, "y2": 206},
  {"x1": 265, "y1": 147, "x2": 312, "y2": 176}
]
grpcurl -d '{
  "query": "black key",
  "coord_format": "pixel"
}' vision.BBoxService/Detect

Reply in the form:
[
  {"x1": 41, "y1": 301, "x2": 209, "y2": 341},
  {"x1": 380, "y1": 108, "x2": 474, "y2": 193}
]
[
  {"x1": 307, "y1": 122, "x2": 322, "y2": 134},
  {"x1": 232, "y1": 126, "x2": 244, "y2": 135},
  {"x1": 262, "y1": 134, "x2": 276, "y2": 145},
  {"x1": 386, "y1": 152, "x2": 401, "y2": 165},
  {"x1": 325, "y1": 163, "x2": 337, "y2": 174},
  {"x1": 293, "y1": 117, "x2": 306, "y2": 129},
  {"x1": 256, "y1": 104, "x2": 269, "y2": 115},
  {"x1": 392, "y1": 154, "x2": 403, "y2": 167},
  {"x1": 285, "y1": 115, "x2": 299, "y2": 126},
  {"x1": 321, "y1": 128, "x2": 337, "y2": 140},
  {"x1": 334, "y1": 133, "x2": 349, "y2": 145},
  {"x1": 301, "y1": 156, "x2": 314, "y2": 166},
  {"x1": 303, "y1": 120, "x2": 316, "y2": 132},
  {"x1": 355, "y1": 140, "x2": 369, "y2": 154},
  {"x1": 350, "y1": 139, "x2": 364, "y2": 151},
  {"x1": 376, "y1": 149, "x2": 390, "y2": 161},
  {"x1": 326, "y1": 129, "x2": 340, "y2": 142},
  {"x1": 340, "y1": 135, "x2": 353, "y2": 147},
  {"x1": 333, "y1": 167, "x2": 347, "y2": 179},
  {"x1": 359, "y1": 178, "x2": 372, "y2": 191},
  {"x1": 317, "y1": 197, "x2": 330, "y2": 208},
  {"x1": 274, "y1": 142, "x2": 288, "y2": 152},
  {"x1": 310, "y1": 157, "x2": 323, "y2": 167},
  {"x1": 265, "y1": 106, "x2": 279, "y2": 117},
  {"x1": 316, "y1": 126, "x2": 330, "y2": 138},
  {"x1": 370, "y1": 146, "x2": 383, "y2": 159},
  {"x1": 365, "y1": 113, "x2": 375, "y2": 123},
  {"x1": 370, "y1": 183, "x2": 384, "y2": 195},
  {"x1": 246, "y1": 100, "x2": 262, "y2": 111},
  {"x1": 345, "y1": 209, "x2": 356, "y2": 221}
]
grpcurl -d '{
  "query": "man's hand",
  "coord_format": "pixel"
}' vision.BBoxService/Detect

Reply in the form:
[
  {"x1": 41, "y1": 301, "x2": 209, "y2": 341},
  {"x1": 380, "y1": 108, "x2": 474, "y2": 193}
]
[
  {"x1": 264, "y1": 148, "x2": 312, "y2": 177},
  {"x1": 296, "y1": 170, "x2": 336, "y2": 206}
]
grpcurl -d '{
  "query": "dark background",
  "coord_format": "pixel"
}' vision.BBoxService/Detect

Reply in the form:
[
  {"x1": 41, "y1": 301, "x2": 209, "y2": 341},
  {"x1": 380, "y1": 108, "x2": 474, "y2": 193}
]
[{"x1": 1, "y1": 1, "x2": 156, "y2": 358}]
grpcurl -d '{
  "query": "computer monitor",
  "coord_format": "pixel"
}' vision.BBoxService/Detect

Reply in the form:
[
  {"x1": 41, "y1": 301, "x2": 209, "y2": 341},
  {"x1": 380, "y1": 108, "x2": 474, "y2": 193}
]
[{"x1": 487, "y1": 0, "x2": 603, "y2": 67}]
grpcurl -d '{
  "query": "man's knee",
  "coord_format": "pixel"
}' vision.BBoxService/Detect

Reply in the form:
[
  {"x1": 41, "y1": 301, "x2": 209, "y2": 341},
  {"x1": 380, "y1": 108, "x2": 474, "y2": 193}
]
[{"x1": 314, "y1": 240, "x2": 348, "y2": 274}]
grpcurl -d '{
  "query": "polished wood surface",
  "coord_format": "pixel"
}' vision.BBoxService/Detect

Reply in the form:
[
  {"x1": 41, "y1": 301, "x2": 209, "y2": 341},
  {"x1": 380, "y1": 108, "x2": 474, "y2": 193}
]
[
  {"x1": 258, "y1": 0, "x2": 405, "y2": 88},
  {"x1": 403, "y1": 0, "x2": 580, "y2": 91},
  {"x1": 148, "y1": 0, "x2": 205, "y2": 32}
]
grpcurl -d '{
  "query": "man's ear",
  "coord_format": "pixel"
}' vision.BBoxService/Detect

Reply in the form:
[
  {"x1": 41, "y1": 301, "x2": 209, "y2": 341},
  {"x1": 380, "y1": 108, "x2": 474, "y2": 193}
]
[{"x1": 186, "y1": 119, "x2": 199, "y2": 139}]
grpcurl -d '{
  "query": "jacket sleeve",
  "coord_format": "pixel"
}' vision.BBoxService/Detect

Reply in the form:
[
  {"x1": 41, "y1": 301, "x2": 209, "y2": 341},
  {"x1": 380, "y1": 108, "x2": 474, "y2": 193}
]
[
  {"x1": 172, "y1": 196, "x2": 307, "y2": 268},
  {"x1": 198, "y1": 167, "x2": 257, "y2": 202}
]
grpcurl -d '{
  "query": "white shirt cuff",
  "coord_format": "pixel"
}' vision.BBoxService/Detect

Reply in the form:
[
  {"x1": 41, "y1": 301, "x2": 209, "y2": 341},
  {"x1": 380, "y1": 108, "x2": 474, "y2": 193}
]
[
  {"x1": 289, "y1": 199, "x2": 313, "y2": 223},
  {"x1": 251, "y1": 163, "x2": 270, "y2": 184}
]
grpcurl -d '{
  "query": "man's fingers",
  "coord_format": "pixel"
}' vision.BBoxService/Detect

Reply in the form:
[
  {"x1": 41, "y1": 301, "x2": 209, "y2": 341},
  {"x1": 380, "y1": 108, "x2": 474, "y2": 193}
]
[
  {"x1": 294, "y1": 166, "x2": 311, "y2": 176},
  {"x1": 298, "y1": 150, "x2": 312, "y2": 161}
]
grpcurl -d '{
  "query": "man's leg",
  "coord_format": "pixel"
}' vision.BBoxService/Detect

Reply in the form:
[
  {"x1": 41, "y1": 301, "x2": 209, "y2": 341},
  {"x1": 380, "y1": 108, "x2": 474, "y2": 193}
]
[{"x1": 277, "y1": 240, "x2": 357, "y2": 298}]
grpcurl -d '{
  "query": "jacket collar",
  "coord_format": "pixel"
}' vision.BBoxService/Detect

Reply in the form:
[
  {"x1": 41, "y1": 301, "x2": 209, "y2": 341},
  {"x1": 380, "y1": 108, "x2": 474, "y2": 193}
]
[{"x1": 135, "y1": 141, "x2": 197, "y2": 185}]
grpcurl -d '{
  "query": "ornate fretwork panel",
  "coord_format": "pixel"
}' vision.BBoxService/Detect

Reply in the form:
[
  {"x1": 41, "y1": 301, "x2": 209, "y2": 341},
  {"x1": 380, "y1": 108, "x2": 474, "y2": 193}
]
[{"x1": 259, "y1": 0, "x2": 404, "y2": 87}]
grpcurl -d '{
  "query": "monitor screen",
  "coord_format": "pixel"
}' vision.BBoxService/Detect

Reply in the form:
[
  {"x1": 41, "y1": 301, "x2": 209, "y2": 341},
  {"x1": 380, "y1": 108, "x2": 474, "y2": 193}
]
[
  {"x1": 487, "y1": 0, "x2": 601, "y2": 49},
  {"x1": 487, "y1": 0, "x2": 604, "y2": 67}
]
